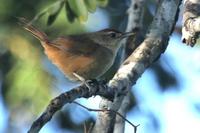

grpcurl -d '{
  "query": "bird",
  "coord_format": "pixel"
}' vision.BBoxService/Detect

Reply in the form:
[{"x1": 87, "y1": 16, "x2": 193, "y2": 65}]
[{"x1": 19, "y1": 18, "x2": 134, "y2": 81}]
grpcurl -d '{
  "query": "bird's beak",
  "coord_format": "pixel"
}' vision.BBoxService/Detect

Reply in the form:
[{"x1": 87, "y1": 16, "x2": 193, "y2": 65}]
[{"x1": 121, "y1": 32, "x2": 135, "y2": 38}]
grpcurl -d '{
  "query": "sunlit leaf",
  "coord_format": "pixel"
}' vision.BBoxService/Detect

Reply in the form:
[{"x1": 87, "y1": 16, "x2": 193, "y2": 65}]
[
  {"x1": 68, "y1": 0, "x2": 88, "y2": 22},
  {"x1": 4, "y1": 34, "x2": 53, "y2": 117},
  {"x1": 65, "y1": 0, "x2": 76, "y2": 23},
  {"x1": 97, "y1": 0, "x2": 109, "y2": 7},
  {"x1": 47, "y1": 0, "x2": 64, "y2": 26},
  {"x1": 84, "y1": 0, "x2": 97, "y2": 13}
]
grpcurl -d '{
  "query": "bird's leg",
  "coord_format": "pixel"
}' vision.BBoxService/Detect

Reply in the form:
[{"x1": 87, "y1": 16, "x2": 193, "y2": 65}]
[
  {"x1": 73, "y1": 73, "x2": 109, "y2": 97},
  {"x1": 73, "y1": 73, "x2": 97, "y2": 93}
]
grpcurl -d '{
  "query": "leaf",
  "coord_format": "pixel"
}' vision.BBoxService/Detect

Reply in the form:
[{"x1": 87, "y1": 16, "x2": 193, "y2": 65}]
[
  {"x1": 84, "y1": 0, "x2": 97, "y2": 13},
  {"x1": 65, "y1": 0, "x2": 76, "y2": 23},
  {"x1": 68, "y1": 0, "x2": 88, "y2": 22},
  {"x1": 97, "y1": 0, "x2": 109, "y2": 7},
  {"x1": 47, "y1": 0, "x2": 64, "y2": 26},
  {"x1": 31, "y1": 10, "x2": 47, "y2": 24}
]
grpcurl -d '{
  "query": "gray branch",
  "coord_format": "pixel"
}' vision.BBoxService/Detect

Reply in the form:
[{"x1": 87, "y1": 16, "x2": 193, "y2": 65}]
[
  {"x1": 125, "y1": 0, "x2": 146, "y2": 56},
  {"x1": 113, "y1": 0, "x2": 146, "y2": 132},
  {"x1": 182, "y1": 0, "x2": 200, "y2": 46},
  {"x1": 126, "y1": 0, "x2": 145, "y2": 32},
  {"x1": 92, "y1": 0, "x2": 181, "y2": 133},
  {"x1": 113, "y1": 93, "x2": 131, "y2": 133}
]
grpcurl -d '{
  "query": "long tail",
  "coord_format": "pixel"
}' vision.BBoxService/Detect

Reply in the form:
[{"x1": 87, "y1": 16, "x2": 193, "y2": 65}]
[{"x1": 18, "y1": 17, "x2": 48, "y2": 42}]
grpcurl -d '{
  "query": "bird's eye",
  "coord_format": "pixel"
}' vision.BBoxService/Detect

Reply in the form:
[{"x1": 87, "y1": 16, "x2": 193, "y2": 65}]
[{"x1": 109, "y1": 32, "x2": 117, "y2": 38}]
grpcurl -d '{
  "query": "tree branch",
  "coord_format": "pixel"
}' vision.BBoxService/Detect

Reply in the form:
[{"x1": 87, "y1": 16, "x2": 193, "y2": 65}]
[
  {"x1": 27, "y1": 80, "x2": 115, "y2": 133},
  {"x1": 125, "y1": 0, "x2": 146, "y2": 56},
  {"x1": 92, "y1": 0, "x2": 181, "y2": 132},
  {"x1": 113, "y1": 93, "x2": 131, "y2": 133},
  {"x1": 182, "y1": 0, "x2": 200, "y2": 46},
  {"x1": 113, "y1": 0, "x2": 146, "y2": 132}
]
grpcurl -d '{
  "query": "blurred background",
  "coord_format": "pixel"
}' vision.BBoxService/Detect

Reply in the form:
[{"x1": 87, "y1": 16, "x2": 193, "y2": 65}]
[{"x1": 0, "y1": 0, "x2": 200, "y2": 133}]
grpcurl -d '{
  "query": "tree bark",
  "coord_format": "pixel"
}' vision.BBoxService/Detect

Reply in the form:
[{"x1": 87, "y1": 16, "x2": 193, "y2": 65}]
[{"x1": 182, "y1": 0, "x2": 200, "y2": 46}]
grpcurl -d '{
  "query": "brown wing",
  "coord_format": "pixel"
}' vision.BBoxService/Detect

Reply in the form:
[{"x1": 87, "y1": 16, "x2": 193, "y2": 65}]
[{"x1": 50, "y1": 35, "x2": 99, "y2": 56}]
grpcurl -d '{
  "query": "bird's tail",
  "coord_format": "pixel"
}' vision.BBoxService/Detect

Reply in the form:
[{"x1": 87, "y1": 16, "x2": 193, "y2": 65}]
[{"x1": 18, "y1": 17, "x2": 48, "y2": 42}]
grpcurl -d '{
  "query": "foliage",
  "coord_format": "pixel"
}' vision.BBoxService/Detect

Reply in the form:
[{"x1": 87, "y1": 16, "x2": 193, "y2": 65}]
[
  {"x1": 31, "y1": 0, "x2": 109, "y2": 25},
  {"x1": 0, "y1": 31, "x2": 53, "y2": 130}
]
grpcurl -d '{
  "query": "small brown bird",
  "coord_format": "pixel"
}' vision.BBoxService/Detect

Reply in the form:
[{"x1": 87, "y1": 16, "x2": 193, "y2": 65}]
[{"x1": 19, "y1": 18, "x2": 134, "y2": 81}]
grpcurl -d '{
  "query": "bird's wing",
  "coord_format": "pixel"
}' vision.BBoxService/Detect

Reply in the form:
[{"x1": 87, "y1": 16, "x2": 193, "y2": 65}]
[{"x1": 50, "y1": 36, "x2": 99, "y2": 56}]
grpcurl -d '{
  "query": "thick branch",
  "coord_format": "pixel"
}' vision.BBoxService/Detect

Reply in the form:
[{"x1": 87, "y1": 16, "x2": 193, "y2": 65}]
[
  {"x1": 113, "y1": 93, "x2": 131, "y2": 133},
  {"x1": 113, "y1": 0, "x2": 146, "y2": 132},
  {"x1": 93, "y1": 0, "x2": 181, "y2": 133},
  {"x1": 182, "y1": 0, "x2": 200, "y2": 46},
  {"x1": 126, "y1": 0, "x2": 145, "y2": 32},
  {"x1": 125, "y1": 0, "x2": 146, "y2": 56}
]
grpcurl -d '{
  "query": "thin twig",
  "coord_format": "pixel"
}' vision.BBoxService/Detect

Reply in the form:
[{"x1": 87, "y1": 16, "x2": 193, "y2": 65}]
[
  {"x1": 84, "y1": 122, "x2": 87, "y2": 133},
  {"x1": 72, "y1": 101, "x2": 140, "y2": 133}
]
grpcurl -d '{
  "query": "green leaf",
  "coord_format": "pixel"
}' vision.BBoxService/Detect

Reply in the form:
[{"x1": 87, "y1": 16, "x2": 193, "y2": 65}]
[
  {"x1": 84, "y1": 0, "x2": 97, "y2": 13},
  {"x1": 68, "y1": 0, "x2": 88, "y2": 22},
  {"x1": 97, "y1": 0, "x2": 109, "y2": 7},
  {"x1": 31, "y1": 10, "x2": 47, "y2": 24},
  {"x1": 47, "y1": 0, "x2": 64, "y2": 26},
  {"x1": 65, "y1": 0, "x2": 76, "y2": 23}
]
